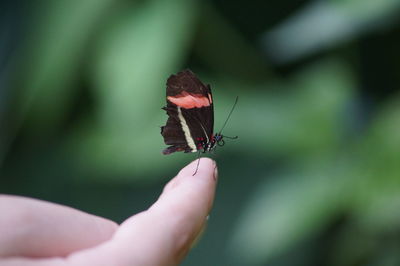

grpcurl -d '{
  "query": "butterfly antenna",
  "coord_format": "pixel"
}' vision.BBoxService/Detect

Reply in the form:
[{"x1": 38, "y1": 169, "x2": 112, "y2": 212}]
[
  {"x1": 218, "y1": 96, "x2": 239, "y2": 135},
  {"x1": 224, "y1": 135, "x2": 238, "y2": 139}
]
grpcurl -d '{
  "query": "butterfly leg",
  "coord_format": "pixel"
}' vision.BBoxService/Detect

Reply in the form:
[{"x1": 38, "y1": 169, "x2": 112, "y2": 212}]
[{"x1": 192, "y1": 151, "x2": 201, "y2": 176}]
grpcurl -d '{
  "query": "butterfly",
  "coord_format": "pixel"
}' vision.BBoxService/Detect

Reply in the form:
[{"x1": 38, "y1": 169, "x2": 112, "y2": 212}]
[{"x1": 161, "y1": 69, "x2": 237, "y2": 164}]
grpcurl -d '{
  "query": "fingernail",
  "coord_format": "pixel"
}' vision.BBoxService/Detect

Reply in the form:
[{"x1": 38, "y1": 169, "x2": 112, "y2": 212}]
[{"x1": 213, "y1": 164, "x2": 218, "y2": 181}]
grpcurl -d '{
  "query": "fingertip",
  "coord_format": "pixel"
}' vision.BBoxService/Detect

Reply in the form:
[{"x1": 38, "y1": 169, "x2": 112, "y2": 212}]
[
  {"x1": 178, "y1": 157, "x2": 217, "y2": 179},
  {"x1": 161, "y1": 157, "x2": 217, "y2": 217},
  {"x1": 162, "y1": 158, "x2": 217, "y2": 194},
  {"x1": 161, "y1": 157, "x2": 217, "y2": 204}
]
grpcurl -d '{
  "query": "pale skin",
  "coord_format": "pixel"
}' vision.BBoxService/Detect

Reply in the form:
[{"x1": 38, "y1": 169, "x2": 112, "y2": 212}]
[{"x1": 0, "y1": 158, "x2": 217, "y2": 266}]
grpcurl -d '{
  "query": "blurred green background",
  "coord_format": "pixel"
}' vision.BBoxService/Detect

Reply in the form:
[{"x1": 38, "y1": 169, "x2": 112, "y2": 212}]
[{"x1": 1, "y1": 0, "x2": 400, "y2": 265}]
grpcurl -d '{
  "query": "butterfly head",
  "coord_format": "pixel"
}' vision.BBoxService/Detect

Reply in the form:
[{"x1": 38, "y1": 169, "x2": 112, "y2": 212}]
[
  {"x1": 206, "y1": 133, "x2": 230, "y2": 152},
  {"x1": 214, "y1": 133, "x2": 225, "y2": 147}
]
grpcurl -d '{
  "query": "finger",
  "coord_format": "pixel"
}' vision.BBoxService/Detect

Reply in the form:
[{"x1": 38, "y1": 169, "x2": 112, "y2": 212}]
[
  {"x1": 0, "y1": 195, "x2": 118, "y2": 258},
  {"x1": 68, "y1": 158, "x2": 218, "y2": 266}
]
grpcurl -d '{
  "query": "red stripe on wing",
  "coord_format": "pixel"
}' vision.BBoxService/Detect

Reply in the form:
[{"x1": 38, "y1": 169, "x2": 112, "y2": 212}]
[{"x1": 167, "y1": 91, "x2": 212, "y2": 109}]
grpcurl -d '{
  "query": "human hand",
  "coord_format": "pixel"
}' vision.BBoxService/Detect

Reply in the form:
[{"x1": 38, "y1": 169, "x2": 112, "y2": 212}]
[{"x1": 0, "y1": 158, "x2": 217, "y2": 266}]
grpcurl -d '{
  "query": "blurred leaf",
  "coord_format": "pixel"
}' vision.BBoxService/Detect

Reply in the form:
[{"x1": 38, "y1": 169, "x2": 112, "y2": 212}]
[
  {"x1": 348, "y1": 95, "x2": 400, "y2": 231},
  {"x1": 228, "y1": 158, "x2": 353, "y2": 265},
  {"x1": 91, "y1": 0, "x2": 196, "y2": 131},
  {"x1": 67, "y1": 0, "x2": 198, "y2": 181},
  {"x1": 262, "y1": 0, "x2": 400, "y2": 63},
  {"x1": 14, "y1": 0, "x2": 115, "y2": 132},
  {"x1": 227, "y1": 92, "x2": 400, "y2": 264},
  {"x1": 220, "y1": 58, "x2": 355, "y2": 157},
  {"x1": 193, "y1": 3, "x2": 273, "y2": 81},
  {"x1": 316, "y1": 95, "x2": 400, "y2": 266}
]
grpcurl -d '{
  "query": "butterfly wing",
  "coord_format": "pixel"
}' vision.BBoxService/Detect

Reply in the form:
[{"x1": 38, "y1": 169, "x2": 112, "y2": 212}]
[{"x1": 161, "y1": 70, "x2": 214, "y2": 154}]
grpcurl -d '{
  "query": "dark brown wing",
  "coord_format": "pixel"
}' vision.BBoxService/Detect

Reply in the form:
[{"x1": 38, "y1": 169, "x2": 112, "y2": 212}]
[
  {"x1": 166, "y1": 70, "x2": 214, "y2": 139},
  {"x1": 161, "y1": 70, "x2": 214, "y2": 154},
  {"x1": 161, "y1": 105, "x2": 193, "y2": 154},
  {"x1": 167, "y1": 70, "x2": 209, "y2": 95}
]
